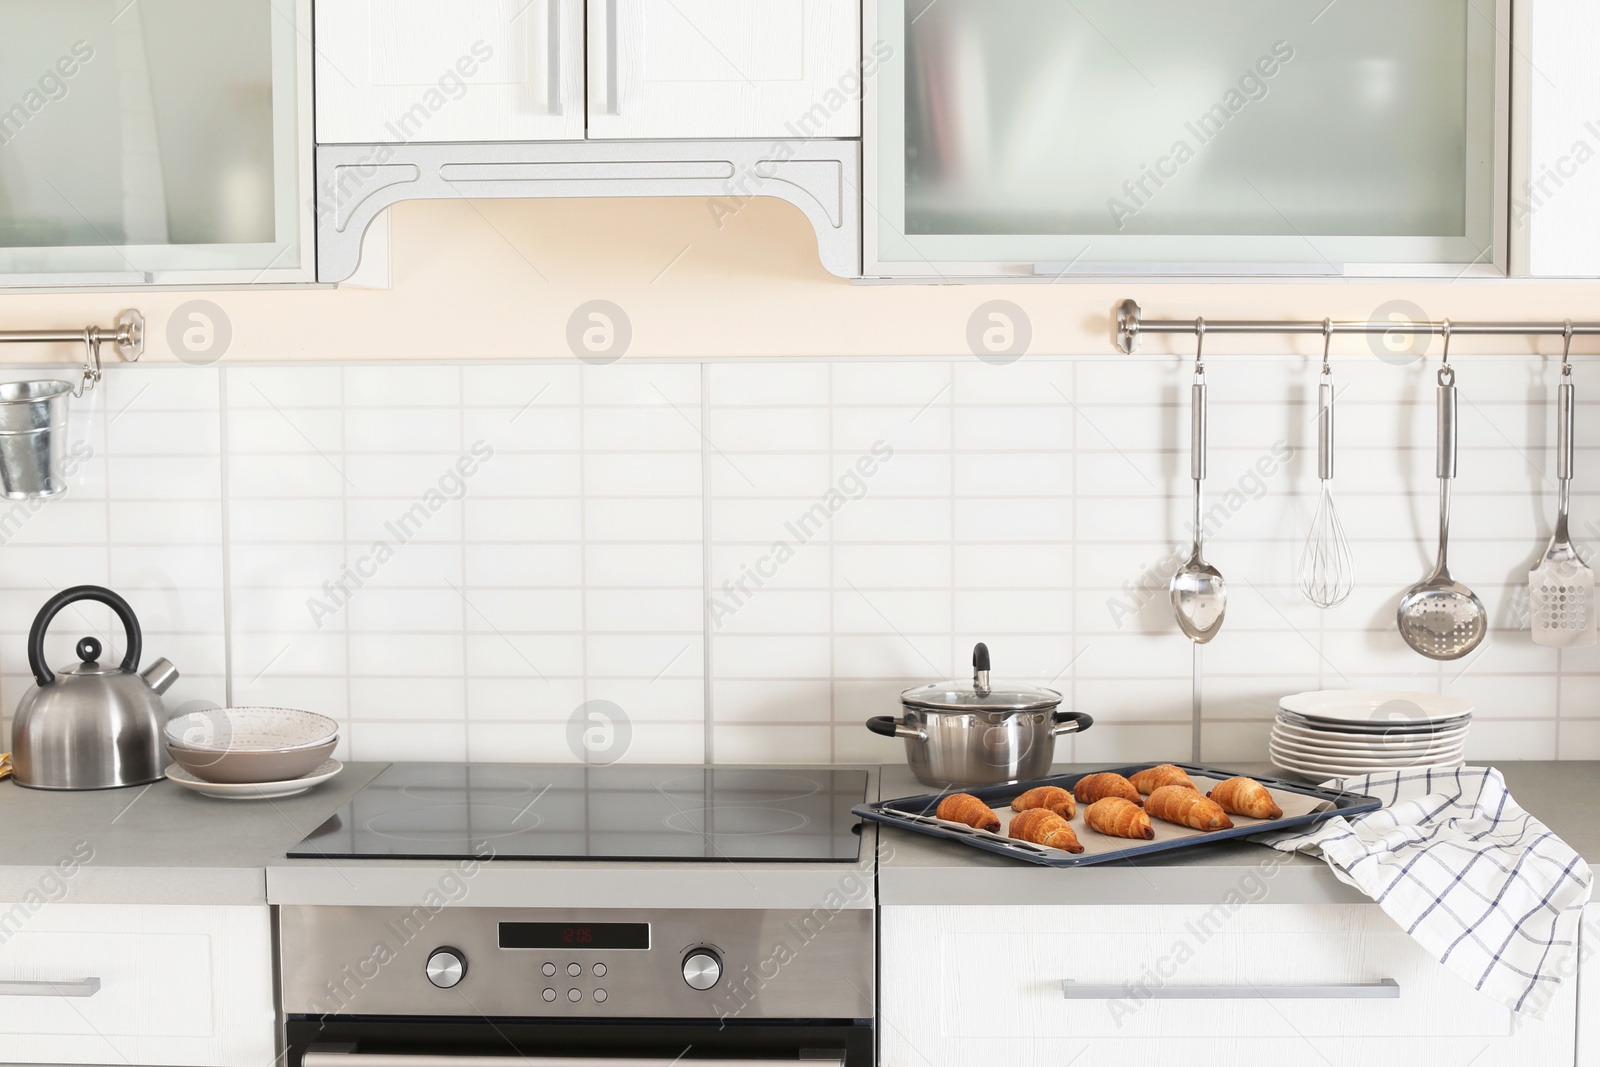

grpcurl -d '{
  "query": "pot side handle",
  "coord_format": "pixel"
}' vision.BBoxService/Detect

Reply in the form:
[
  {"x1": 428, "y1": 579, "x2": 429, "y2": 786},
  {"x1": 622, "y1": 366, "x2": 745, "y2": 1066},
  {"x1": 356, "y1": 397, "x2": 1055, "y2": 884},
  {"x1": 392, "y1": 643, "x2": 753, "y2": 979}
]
[
  {"x1": 866, "y1": 716, "x2": 927, "y2": 741},
  {"x1": 1051, "y1": 710, "x2": 1095, "y2": 737}
]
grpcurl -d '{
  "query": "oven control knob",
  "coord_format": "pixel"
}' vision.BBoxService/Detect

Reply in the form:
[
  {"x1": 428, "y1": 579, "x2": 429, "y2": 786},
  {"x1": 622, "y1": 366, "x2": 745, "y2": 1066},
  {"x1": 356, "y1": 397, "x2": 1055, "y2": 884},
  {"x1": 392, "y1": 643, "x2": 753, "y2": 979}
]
[
  {"x1": 425, "y1": 947, "x2": 467, "y2": 989},
  {"x1": 682, "y1": 948, "x2": 721, "y2": 991}
]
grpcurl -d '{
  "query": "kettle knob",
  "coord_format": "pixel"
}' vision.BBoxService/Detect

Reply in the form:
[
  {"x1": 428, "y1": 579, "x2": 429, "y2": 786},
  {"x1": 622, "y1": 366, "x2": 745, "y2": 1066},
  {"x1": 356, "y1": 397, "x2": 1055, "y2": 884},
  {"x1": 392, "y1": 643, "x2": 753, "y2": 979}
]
[{"x1": 76, "y1": 637, "x2": 102, "y2": 663}]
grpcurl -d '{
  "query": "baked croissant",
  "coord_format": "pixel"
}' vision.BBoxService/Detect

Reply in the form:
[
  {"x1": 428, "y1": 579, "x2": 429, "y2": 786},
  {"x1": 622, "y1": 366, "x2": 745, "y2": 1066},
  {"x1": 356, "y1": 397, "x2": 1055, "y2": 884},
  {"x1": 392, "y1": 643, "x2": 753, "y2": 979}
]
[
  {"x1": 1208, "y1": 776, "x2": 1283, "y2": 820},
  {"x1": 1009, "y1": 808, "x2": 1085, "y2": 853},
  {"x1": 1129, "y1": 763, "x2": 1197, "y2": 795},
  {"x1": 1084, "y1": 797, "x2": 1154, "y2": 840},
  {"x1": 935, "y1": 792, "x2": 1000, "y2": 832},
  {"x1": 1010, "y1": 785, "x2": 1076, "y2": 820},
  {"x1": 1145, "y1": 785, "x2": 1234, "y2": 831},
  {"x1": 1073, "y1": 772, "x2": 1142, "y2": 806}
]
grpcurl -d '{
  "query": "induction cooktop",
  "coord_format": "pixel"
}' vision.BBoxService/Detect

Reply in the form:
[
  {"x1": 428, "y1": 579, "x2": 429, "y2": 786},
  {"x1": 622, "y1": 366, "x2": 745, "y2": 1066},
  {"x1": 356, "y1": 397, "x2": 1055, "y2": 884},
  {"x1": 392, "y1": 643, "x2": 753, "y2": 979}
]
[{"x1": 287, "y1": 763, "x2": 870, "y2": 862}]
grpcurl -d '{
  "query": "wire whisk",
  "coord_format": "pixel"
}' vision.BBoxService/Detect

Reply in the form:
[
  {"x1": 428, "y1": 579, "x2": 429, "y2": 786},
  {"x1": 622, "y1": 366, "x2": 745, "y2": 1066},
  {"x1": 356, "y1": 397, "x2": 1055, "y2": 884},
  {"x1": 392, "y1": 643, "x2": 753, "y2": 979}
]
[{"x1": 1300, "y1": 322, "x2": 1355, "y2": 608}]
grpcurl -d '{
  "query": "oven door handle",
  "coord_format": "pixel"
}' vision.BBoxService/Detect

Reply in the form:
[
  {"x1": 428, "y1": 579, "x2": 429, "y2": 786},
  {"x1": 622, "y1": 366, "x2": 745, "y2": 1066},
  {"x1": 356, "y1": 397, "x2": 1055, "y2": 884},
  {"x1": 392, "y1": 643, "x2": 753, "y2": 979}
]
[{"x1": 306, "y1": 1055, "x2": 843, "y2": 1067}]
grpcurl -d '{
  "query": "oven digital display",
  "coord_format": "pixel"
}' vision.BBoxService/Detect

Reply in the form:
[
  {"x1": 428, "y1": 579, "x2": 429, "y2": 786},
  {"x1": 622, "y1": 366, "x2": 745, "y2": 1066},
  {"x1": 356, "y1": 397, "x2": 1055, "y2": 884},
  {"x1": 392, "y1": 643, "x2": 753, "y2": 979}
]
[{"x1": 499, "y1": 922, "x2": 651, "y2": 950}]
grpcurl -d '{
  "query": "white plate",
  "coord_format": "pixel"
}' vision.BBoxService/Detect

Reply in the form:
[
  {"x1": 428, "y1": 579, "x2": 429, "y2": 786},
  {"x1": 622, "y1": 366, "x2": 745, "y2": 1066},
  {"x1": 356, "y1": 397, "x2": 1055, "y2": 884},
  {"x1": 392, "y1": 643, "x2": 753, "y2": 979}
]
[
  {"x1": 1269, "y1": 744, "x2": 1465, "y2": 772},
  {"x1": 1269, "y1": 737, "x2": 1462, "y2": 764},
  {"x1": 164, "y1": 758, "x2": 342, "y2": 799},
  {"x1": 1275, "y1": 709, "x2": 1471, "y2": 737},
  {"x1": 1272, "y1": 721, "x2": 1469, "y2": 753},
  {"x1": 1269, "y1": 743, "x2": 1464, "y2": 775},
  {"x1": 1267, "y1": 723, "x2": 1465, "y2": 755},
  {"x1": 1279, "y1": 689, "x2": 1473, "y2": 726}
]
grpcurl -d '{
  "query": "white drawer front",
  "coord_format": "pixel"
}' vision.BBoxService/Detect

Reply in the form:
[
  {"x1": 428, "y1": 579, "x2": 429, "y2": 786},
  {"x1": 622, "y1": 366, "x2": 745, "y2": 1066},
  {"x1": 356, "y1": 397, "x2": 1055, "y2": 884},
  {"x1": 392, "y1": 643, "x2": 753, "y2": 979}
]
[
  {"x1": 0, "y1": 904, "x2": 274, "y2": 1067},
  {"x1": 883, "y1": 904, "x2": 1578, "y2": 1067}
]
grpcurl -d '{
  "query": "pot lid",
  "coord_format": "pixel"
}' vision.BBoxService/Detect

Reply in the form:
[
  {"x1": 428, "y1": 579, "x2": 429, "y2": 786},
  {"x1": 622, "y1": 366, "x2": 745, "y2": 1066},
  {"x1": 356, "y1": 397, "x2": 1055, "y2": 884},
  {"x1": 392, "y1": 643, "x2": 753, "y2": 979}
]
[{"x1": 899, "y1": 642, "x2": 1062, "y2": 713}]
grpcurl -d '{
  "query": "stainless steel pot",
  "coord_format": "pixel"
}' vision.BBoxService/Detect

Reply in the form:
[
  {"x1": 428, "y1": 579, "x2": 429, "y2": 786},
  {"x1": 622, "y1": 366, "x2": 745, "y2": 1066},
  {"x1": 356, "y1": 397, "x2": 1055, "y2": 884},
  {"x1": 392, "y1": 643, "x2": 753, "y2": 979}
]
[{"x1": 867, "y1": 642, "x2": 1093, "y2": 787}]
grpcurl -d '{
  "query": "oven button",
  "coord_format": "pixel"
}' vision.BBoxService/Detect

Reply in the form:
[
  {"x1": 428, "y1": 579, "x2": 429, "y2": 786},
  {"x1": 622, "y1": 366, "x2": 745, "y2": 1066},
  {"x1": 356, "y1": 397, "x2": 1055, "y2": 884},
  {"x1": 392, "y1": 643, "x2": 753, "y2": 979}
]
[
  {"x1": 542, "y1": 988, "x2": 556, "y2": 1002},
  {"x1": 567, "y1": 962, "x2": 581, "y2": 977},
  {"x1": 682, "y1": 949, "x2": 721, "y2": 991},
  {"x1": 568, "y1": 988, "x2": 582, "y2": 1002},
  {"x1": 593, "y1": 963, "x2": 607, "y2": 977},
  {"x1": 542, "y1": 962, "x2": 556, "y2": 977},
  {"x1": 594, "y1": 989, "x2": 608, "y2": 1003},
  {"x1": 425, "y1": 948, "x2": 466, "y2": 989}
]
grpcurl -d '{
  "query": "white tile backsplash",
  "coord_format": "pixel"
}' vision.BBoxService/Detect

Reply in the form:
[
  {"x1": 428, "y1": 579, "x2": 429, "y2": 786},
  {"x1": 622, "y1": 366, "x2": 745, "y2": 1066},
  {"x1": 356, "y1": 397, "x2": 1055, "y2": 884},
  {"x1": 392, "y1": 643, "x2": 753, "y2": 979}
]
[{"x1": 0, "y1": 356, "x2": 1593, "y2": 767}]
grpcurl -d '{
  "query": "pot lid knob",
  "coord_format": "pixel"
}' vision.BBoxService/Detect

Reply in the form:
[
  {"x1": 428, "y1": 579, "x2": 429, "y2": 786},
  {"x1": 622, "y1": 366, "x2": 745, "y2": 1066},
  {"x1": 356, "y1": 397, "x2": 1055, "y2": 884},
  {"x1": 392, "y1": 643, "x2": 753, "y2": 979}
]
[
  {"x1": 972, "y1": 642, "x2": 991, "y2": 698},
  {"x1": 76, "y1": 637, "x2": 101, "y2": 664}
]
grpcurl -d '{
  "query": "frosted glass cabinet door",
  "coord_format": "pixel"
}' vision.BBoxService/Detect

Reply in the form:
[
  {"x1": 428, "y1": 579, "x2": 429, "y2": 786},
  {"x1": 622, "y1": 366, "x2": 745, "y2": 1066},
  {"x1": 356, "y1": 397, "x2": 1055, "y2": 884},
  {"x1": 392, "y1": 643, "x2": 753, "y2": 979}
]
[
  {"x1": 587, "y1": 0, "x2": 861, "y2": 139},
  {"x1": 0, "y1": 0, "x2": 314, "y2": 285},
  {"x1": 866, "y1": 0, "x2": 1509, "y2": 277},
  {"x1": 315, "y1": 0, "x2": 586, "y2": 143}
]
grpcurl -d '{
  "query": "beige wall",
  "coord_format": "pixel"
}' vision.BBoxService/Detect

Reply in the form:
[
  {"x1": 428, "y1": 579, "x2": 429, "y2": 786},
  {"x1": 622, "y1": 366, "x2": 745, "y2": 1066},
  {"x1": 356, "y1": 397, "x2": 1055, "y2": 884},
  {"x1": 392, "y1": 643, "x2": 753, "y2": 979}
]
[{"x1": 5, "y1": 195, "x2": 1600, "y2": 364}]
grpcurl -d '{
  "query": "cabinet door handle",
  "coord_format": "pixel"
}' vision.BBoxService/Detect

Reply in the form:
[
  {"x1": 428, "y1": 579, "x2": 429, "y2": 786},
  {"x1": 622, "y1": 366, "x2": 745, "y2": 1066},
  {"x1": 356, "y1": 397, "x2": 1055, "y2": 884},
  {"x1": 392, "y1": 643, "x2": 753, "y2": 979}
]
[
  {"x1": 0, "y1": 977, "x2": 102, "y2": 998},
  {"x1": 1061, "y1": 978, "x2": 1399, "y2": 1000},
  {"x1": 603, "y1": 0, "x2": 620, "y2": 115},
  {"x1": 547, "y1": 0, "x2": 563, "y2": 116}
]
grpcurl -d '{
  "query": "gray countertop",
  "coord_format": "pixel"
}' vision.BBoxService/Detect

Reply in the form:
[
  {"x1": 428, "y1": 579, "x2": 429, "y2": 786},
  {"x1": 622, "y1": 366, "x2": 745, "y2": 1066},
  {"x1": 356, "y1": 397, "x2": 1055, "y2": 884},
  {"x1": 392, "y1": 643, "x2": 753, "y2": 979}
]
[
  {"x1": 1, "y1": 760, "x2": 1590, "y2": 909},
  {"x1": 0, "y1": 763, "x2": 879, "y2": 909},
  {"x1": 874, "y1": 762, "x2": 1600, "y2": 906}
]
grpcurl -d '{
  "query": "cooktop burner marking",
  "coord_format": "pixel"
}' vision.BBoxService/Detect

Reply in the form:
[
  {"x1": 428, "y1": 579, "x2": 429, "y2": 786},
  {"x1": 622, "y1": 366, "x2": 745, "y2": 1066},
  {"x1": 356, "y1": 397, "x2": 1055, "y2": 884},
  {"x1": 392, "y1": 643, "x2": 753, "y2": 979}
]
[
  {"x1": 656, "y1": 770, "x2": 822, "y2": 802},
  {"x1": 365, "y1": 803, "x2": 546, "y2": 841},
  {"x1": 662, "y1": 805, "x2": 810, "y2": 837},
  {"x1": 399, "y1": 775, "x2": 539, "y2": 802}
]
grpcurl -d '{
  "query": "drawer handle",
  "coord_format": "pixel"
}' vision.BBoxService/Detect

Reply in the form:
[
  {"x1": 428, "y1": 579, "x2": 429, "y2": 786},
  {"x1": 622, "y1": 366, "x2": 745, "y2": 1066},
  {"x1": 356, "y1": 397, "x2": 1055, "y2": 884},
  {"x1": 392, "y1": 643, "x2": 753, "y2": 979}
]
[
  {"x1": 1061, "y1": 978, "x2": 1399, "y2": 1000},
  {"x1": 0, "y1": 977, "x2": 102, "y2": 998},
  {"x1": 306, "y1": 1054, "x2": 841, "y2": 1067}
]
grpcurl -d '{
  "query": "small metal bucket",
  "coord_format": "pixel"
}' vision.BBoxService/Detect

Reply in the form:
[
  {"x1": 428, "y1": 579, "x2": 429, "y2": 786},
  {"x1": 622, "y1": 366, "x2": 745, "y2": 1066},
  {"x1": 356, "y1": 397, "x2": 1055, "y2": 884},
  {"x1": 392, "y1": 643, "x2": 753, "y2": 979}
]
[{"x1": 0, "y1": 381, "x2": 73, "y2": 499}]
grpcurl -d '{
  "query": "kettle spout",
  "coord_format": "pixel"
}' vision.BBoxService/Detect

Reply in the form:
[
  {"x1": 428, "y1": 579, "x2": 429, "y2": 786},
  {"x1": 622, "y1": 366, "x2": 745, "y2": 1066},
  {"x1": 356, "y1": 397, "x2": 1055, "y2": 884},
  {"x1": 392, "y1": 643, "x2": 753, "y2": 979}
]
[{"x1": 140, "y1": 657, "x2": 179, "y2": 695}]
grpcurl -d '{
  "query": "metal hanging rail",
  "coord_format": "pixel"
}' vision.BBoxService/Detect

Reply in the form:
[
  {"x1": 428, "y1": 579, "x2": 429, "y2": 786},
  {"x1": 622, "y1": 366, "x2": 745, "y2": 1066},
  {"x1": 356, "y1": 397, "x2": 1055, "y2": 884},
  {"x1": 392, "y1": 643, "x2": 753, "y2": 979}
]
[
  {"x1": 1115, "y1": 299, "x2": 1600, "y2": 355},
  {"x1": 0, "y1": 310, "x2": 144, "y2": 395}
]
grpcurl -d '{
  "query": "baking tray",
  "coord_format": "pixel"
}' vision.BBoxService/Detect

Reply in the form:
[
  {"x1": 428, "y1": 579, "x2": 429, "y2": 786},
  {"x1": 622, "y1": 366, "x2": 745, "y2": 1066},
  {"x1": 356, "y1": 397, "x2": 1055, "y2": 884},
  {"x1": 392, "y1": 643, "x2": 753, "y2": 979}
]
[{"x1": 853, "y1": 763, "x2": 1381, "y2": 867}]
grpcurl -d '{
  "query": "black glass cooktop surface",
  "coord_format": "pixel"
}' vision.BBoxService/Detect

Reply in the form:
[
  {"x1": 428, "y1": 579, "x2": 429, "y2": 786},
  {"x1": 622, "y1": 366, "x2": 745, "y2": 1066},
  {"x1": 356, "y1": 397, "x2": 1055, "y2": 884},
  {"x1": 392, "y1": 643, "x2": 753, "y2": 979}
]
[{"x1": 288, "y1": 763, "x2": 869, "y2": 862}]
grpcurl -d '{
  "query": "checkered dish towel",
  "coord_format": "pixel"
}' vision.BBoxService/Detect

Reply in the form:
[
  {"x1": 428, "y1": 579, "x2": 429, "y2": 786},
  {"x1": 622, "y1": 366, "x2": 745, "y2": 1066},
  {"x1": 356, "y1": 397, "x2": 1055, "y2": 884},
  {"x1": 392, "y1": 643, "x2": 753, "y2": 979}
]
[{"x1": 1256, "y1": 765, "x2": 1592, "y2": 1019}]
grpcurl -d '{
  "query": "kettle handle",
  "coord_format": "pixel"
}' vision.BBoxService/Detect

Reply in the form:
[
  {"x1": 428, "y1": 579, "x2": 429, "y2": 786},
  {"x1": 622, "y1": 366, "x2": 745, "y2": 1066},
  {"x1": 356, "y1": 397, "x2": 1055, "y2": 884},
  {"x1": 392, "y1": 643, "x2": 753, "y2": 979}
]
[{"x1": 28, "y1": 585, "x2": 142, "y2": 688}]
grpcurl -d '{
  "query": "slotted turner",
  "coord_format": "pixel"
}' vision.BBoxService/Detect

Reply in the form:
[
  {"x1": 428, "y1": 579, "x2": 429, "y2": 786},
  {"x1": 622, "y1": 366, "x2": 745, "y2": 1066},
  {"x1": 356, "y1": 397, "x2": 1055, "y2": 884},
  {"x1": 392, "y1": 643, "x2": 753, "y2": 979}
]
[{"x1": 1531, "y1": 345, "x2": 1595, "y2": 647}]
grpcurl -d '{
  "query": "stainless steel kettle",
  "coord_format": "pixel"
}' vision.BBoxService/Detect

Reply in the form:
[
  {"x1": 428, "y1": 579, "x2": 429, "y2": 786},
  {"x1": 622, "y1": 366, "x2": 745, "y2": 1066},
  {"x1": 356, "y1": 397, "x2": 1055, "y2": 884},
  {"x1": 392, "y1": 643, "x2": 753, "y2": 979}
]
[{"x1": 12, "y1": 585, "x2": 179, "y2": 790}]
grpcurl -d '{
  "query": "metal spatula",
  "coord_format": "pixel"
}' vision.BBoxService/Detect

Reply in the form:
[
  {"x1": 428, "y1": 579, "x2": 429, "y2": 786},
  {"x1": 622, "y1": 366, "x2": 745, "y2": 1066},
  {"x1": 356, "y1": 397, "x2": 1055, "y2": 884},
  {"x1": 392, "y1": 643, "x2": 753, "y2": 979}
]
[{"x1": 1531, "y1": 355, "x2": 1595, "y2": 647}]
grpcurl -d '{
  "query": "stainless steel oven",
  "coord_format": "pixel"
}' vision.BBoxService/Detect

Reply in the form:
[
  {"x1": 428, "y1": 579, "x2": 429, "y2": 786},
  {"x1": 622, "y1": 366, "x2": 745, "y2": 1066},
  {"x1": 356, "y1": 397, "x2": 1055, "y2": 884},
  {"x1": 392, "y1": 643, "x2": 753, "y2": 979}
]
[{"x1": 280, "y1": 905, "x2": 874, "y2": 1067}]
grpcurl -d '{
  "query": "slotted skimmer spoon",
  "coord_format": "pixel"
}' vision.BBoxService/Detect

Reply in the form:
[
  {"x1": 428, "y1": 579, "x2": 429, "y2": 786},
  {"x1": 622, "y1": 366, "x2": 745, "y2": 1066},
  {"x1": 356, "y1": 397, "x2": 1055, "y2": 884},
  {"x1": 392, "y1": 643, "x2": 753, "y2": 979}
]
[
  {"x1": 1531, "y1": 324, "x2": 1595, "y2": 647},
  {"x1": 1398, "y1": 329, "x2": 1487, "y2": 660},
  {"x1": 1171, "y1": 320, "x2": 1227, "y2": 643}
]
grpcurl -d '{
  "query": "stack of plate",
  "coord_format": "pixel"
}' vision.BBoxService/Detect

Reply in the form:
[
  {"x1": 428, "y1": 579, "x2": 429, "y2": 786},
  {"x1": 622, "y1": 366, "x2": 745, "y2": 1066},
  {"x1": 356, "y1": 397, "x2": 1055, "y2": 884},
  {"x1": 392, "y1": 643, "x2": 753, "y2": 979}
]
[{"x1": 1270, "y1": 690, "x2": 1472, "y2": 780}]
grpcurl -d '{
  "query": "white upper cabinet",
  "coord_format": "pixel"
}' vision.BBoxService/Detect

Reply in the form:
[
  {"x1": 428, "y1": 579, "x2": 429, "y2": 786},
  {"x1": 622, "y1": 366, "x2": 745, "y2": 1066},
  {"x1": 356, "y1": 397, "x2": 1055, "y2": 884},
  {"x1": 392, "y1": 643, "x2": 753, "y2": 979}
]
[
  {"x1": 1511, "y1": 0, "x2": 1600, "y2": 277},
  {"x1": 586, "y1": 0, "x2": 861, "y2": 139},
  {"x1": 314, "y1": 0, "x2": 586, "y2": 143},
  {"x1": 0, "y1": 0, "x2": 314, "y2": 286},
  {"x1": 865, "y1": 0, "x2": 1510, "y2": 278}
]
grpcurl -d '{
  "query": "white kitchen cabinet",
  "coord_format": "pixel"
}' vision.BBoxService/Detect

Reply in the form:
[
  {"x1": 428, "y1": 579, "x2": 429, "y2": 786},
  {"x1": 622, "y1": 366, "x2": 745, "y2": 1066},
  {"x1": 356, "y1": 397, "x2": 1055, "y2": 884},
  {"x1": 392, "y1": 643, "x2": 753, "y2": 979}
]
[
  {"x1": 0, "y1": 903, "x2": 275, "y2": 1067},
  {"x1": 865, "y1": 0, "x2": 1510, "y2": 278},
  {"x1": 586, "y1": 0, "x2": 861, "y2": 140},
  {"x1": 314, "y1": 0, "x2": 586, "y2": 143},
  {"x1": 0, "y1": 0, "x2": 315, "y2": 286},
  {"x1": 882, "y1": 904, "x2": 1579, "y2": 1067},
  {"x1": 1579, "y1": 903, "x2": 1599, "y2": 1067},
  {"x1": 1511, "y1": 0, "x2": 1600, "y2": 276}
]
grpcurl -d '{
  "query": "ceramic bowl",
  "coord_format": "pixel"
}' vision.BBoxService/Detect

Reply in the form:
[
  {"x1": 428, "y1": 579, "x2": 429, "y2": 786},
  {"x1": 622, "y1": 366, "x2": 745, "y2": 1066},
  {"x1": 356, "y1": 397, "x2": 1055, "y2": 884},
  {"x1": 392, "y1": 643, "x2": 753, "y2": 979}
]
[
  {"x1": 165, "y1": 707, "x2": 339, "y2": 754},
  {"x1": 166, "y1": 737, "x2": 338, "y2": 784}
]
